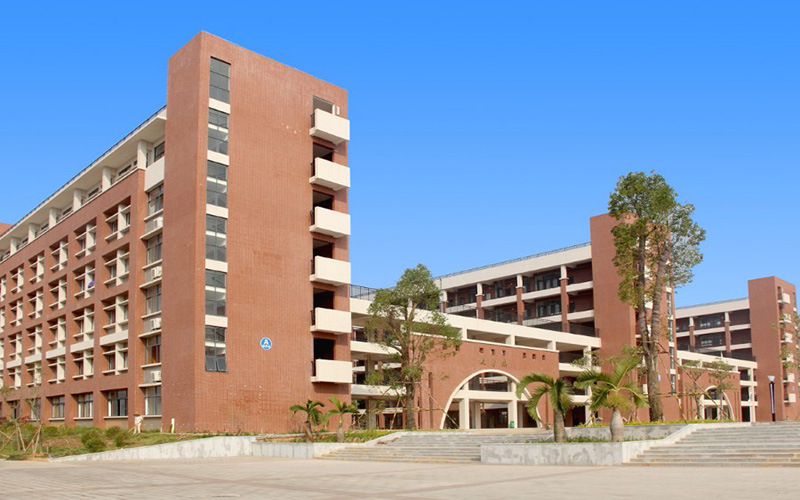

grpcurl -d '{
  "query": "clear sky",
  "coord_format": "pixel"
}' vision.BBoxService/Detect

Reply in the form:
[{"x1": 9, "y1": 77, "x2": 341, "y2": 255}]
[{"x1": 1, "y1": 2, "x2": 798, "y2": 306}]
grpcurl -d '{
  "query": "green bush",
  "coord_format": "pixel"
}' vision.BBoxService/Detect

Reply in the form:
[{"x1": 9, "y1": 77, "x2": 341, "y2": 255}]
[
  {"x1": 80, "y1": 429, "x2": 102, "y2": 446},
  {"x1": 105, "y1": 426, "x2": 123, "y2": 439},
  {"x1": 113, "y1": 433, "x2": 131, "y2": 448},
  {"x1": 83, "y1": 437, "x2": 106, "y2": 453}
]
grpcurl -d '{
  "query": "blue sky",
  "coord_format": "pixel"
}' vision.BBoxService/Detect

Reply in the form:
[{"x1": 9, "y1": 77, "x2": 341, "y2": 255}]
[{"x1": 1, "y1": 2, "x2": 798, "y2": 306}]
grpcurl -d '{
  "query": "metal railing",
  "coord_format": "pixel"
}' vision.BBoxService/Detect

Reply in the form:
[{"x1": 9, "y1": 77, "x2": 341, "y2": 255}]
[{"x1": 350, "y1": 285, "x2": 380, "y2": 301}]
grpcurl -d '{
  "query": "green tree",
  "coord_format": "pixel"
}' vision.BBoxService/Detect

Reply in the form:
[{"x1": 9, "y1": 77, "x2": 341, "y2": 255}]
[
  {"x1": 575, "y1": 356, "x2": 649, "y2": 442},
  {"x1": 326, "y1": 396, "x2": 358, "y2": 442},
  {"x1": 290, "y1": 400, "x2": 325, "y2": 442},
  {"x1": 366, "y1": 264, "x2": 461, "y2": 430},
  {"x1": 706, "y1": 359, "x2": 734, "y2": 420},
  {"x1": 609, "y1": 171, "x2": 705, "y2": 421},
  {"x1": 515, "y1": 373, "x2": 574, "y2": 442},
  {"x1": 777, "y1": 313, "x2": 800, "y2": 373},
  {"x1": 678, "y1": 360, "x2": 708, "y2": 420}
]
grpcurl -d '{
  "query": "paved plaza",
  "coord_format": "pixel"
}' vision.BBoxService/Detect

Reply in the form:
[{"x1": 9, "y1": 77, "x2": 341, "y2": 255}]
[{"x1": 0, "y1": 457, "x2": 793, "y2": 499}]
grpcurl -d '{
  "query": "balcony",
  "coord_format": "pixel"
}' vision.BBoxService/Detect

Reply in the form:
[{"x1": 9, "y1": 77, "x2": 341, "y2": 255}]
[
  {"x1": 311, "y1": 307, "x2": 352, "y2": 335},
  {"x1": 310, "y1": 158, "x2": 350, "y2": 191},
  {"x1": 310, "y1": 256, "x2": 351, "y2": 286},
  {"x1": 310, "y1": 207, "x2": 350, "y2": 238},
  {"x1": 309, "y1": 108, "x2": 350, "y2": 144},
  {"x1": 311, "y1": 359, "x2": 352, "y2": 384}
]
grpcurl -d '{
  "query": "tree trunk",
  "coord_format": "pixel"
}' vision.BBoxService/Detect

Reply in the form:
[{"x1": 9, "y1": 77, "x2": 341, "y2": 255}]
[
  {"x1": 337, "y1": 419, "x2": 345, "y2": 442},
  {"x1": 304, "y1": 421, "x2": 313, "y2": 442},
  {"x1": 646, "y1": 247, "x2": 669, "y2": 422},
  {"x1": 404, "y1": 382, "x2": 416, "y2": 430},
  {"x1": 636, "y1": 236, "x2": 663, "y2": 422},
  {"x1": 553, "y1": 411, "x2": 566, "y2": 443},
  {"x1": 610, "y1": 408, "x2": 624, "y2": 442},
  {"x1": 695, "y1": 396, "x2": 703, "y2": 420}
]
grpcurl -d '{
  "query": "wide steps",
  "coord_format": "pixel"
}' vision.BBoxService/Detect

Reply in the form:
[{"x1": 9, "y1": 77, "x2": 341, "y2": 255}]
[
  {"x1": 319, "y1": 432, "x2": 541, "y2": 464},
  {"x1": 630, "y1": 424, "x2": 800, "y2": 467}
]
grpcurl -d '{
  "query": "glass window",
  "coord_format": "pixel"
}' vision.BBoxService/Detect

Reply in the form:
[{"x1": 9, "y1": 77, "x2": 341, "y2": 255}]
[
  {"x1": 207, "y1": 160, "x2": 227, "y2": 181},
  {"x1": 208, "y1": 109, "x2": 229, "y2": 129},
  {"x1": 106, "y1": 389, "x2": 128, "y2": 417},
  {"x1": 146, "y1": 234, "x2": 163, "y2": 264},
  {"x1": 76, "y1": 393, "x2": 93, "y2": 418},
  {"x1": 144, "y1": 386, "x2": 161, "y2": 416},
  {"x1": 147, "y1": 185, "x2": 164, "y2": 216},
  {"x1": 50, "y1": 396, "x2": 65, "y2": 419},
  {"x1": 153, "y1": 142, "x2": 165, "y2": 162},
  {"x1": 145, "y1": 335, "x2": 161, "y2": 364},
  {"x1": 206, "y1": 215, "x2": 227, "y2": 262},
  {"x1": 210, "y1": 58, "x2": 230, "y2": 103},
  {"x1": 205, "y1": 326, "x2": 227, "y2": 372},
  {"x1": 208, "y1": 128, "x2": 229, "y2": 155},
  {"x1": 145, "y1": 285, "x2": 162, "y2": 315},
  {"x1": 205, "y1": 270, "x2": 226, "y2": 317}
]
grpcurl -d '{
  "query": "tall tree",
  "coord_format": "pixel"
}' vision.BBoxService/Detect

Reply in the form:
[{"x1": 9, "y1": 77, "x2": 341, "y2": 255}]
[
  {"x1": 515, "y1": 373, "x2": 574, "y2": 442},
  {"x1": 325, "y1": 396, "x2": 358, "y2": 442},
  {"x1": 366, "y1": 264, "x2": 461, "y2": 430},
  {"x1": 609, "y1": 171, "x2": 705, "y2": 421},
  {"x1": 706, "y1": 359, "x2": 734, "y2": 420},
  {"x1": 678, "y1": 360, "x2": 709, "y2": 420}
]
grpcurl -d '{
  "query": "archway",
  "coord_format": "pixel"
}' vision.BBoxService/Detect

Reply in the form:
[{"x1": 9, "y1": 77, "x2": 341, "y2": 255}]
[
  {"x1": 701, "y1": 386, "x2": 734, "y2": 421},
  {"x1": 438, "y1": 369, "x2": 535, "y2": 430}
]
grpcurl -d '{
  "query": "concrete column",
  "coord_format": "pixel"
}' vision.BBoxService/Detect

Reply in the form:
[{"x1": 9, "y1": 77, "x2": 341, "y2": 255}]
[
  {"x1": 547, "y1": 340, "x2": 556, "y2": 351},
  {"x1": 366, "y1": 399, "x2": 377, "y2": 430},
  {"x1": 72, "y1": 189, "x2": 85, "y2": 211},
  {"x1": 724, "y1": 312, "x2": 732, "y2": 354},
  {"x1": 137, "y1": 140, "x2": 149, "y2": 169},
  {"x1": 48, "y1": 208, "x2": 59, "y2": 227},
  {"x1": 27, "y1": 224, "x2": 37, "y2": 242},
  {"x1": 508, "y1": 400, "x2": 518, "y2": 429},
  {"x1": 10, "y1": 237, "x2": 19, "y2": 253},
  {"x1": 472, "y1": 401, "x2": 482, "y2": 429},
  {"x1": 458, "y1": 398, "x2": 470, "y2": 429},
  {"x1": 688, "y1": 318, "x2": 696, "y2": 349},
  {"x1": 476, "y1": 284, "x2": 484, "y2": 319},
  {"x1": 102, "y1": 167, "x2": 115, "y2": 190},
  {"x1": 559, "y1": 265, "x2": 569, "y2": 333}
]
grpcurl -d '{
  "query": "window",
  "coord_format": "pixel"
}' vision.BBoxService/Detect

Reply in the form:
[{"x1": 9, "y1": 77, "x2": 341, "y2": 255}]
[
  {"x1": 535, "y1": 272, "x2": 560, "y2": 291},
  {"x1": 206, "y1": 215, "x2": 227, "y2": 262},
  {"x1": 536, "y1": 299, "x2": 561, "y2": 318},
  {"x1": 50, "y1": 396, "x2": 65, "y2": 419},
  {"x1": 30, "y1": 399, "x2": 41, "y2": 421},
  {"x1": 144, "y1": 386, "x2": 161, "y2": 416},
  {"x1": 148, "y1": 185, "x2": 164, "y2": 216},
  {"x1": 145, "y1": 285, "x2": 162, "y2": 315},
  {"x1": 208, "y1": 110, "x2": 229, "y2": 155},
  {"x1": 205, "y1": 270, "x2": 226, "y2": 317},
  {"x1": 153, "y1": 142, "x2": 165, "y2": 162},
  {"x1": 76, "y1": 393, "x2": 93, "y2": 418},
  {"x1": 145, "y1": 335, "x2": 161, "y2": 364},
  {"x1": 146, "y1": 234, "x2": 163, "y2": 264},
  {"x1": 106, "y1": 390, "x2": 128, "y2": 417},
  {"x1": 205, "y1": 326, "x2": 227, "y2": 372},
  {"x1": 210, "y1": 58, "x2": 230, "y2": 103},
  {"x1": 207, "y1": 162, "x2": 228, "y2": 208}
]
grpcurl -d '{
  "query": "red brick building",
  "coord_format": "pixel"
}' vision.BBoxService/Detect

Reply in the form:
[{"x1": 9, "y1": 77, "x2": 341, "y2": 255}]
[{"x1": 0, "y1": 33, "x2": 794, "y2": 433}]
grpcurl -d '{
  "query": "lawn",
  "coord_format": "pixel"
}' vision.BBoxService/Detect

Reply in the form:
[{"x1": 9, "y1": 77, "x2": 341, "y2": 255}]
[{"x1": 0, "y1": 423, "x2": 208, "y2": 459}]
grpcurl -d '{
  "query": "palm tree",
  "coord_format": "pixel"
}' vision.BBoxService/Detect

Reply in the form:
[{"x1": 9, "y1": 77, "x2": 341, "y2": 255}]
[
  {"x1": 326, "y1": 396, "x2": 359, "y2": 442},
  {"x1": 575, "y1": 356, "x2": 648, "y2": 442},
  {"x1": 290, "y1": 400, "x2": 325, "y2": 442},
  {"x1": 515, "y1": 373, "x2": 574, "y2": 443}
]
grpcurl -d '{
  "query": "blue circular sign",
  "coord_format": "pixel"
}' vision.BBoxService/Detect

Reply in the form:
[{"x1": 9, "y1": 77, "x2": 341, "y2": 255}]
[{"x1": 260, "y1": 337, "x2": 273, "y2": 351}]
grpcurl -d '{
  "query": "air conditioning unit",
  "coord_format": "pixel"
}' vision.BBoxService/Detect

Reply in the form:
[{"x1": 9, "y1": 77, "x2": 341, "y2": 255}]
[
  {"x1": 155, "y1": 218, "x2": 163, "y2": 229},
  {"x1": 151, "y1": 317, "x2": 162, "y2": 330},
  {"x1": 152, "y1": 266, "x2": 162, "y2": 278},
  {"x1": 151, "y1": 370, "x2": 162, "y2": 383}
]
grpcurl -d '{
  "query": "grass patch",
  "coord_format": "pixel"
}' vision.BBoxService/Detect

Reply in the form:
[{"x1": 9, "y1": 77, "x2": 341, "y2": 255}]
[{"x1": 1, "y1": 423, "x2": 207, "y2": 460}]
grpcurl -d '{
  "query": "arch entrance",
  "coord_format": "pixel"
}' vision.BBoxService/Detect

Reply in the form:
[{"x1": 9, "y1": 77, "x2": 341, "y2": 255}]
[{"x1": 440, "y1": 370, "x2": 538, "y2": 430}]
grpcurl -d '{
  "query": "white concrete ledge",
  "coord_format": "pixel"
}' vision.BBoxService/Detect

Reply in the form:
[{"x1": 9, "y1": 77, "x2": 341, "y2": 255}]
[{"x1": 52, "y1": 436, "x2": 258, "y2": 462}]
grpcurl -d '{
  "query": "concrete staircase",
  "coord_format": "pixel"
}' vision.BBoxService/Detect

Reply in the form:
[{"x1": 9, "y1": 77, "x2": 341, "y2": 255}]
[
  {"x1": 319, "y1": 432, "x2": 545, "y2": 464},
  {"x1": 629, "y1": 422, "x2": 800, "y2": 467}
]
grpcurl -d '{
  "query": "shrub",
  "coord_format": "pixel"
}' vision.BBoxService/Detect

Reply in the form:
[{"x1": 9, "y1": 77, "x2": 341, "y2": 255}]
[
  {"x1": 105, "y1": 426, "x2": 123, "y2": 439},
  {"x1": 113, "y1": 433, "x2": 131, "y2": 448},
  {"x1": 80, "y1": 429, "x2": 102, "y2": 446},
  {"x1": 83, "y1": 437, "x2": 106, "y2": 453}
]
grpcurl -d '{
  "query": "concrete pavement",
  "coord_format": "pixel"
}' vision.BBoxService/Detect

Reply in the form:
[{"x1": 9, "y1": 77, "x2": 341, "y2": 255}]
[{"x1": 0, "y1": 457, "x2": 791, "y2": 499}]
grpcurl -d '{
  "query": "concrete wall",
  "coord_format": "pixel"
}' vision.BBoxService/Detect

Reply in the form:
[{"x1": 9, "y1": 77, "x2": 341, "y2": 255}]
[
  {"x1": 482, "y1": 422, "x2": 753, "y2": 466},
  {"x1": 251, "y1": 442, "x2": 351, "y2": 459},
  {"x1": 53, "y1": 436, "x2": 258, "y2": 462}
]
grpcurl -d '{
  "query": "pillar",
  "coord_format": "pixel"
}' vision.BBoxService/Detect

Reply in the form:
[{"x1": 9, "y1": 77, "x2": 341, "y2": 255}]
[
  {"x1": 559, "y1": 265, "x2": 569, "y2": 332},
  {"x1": 724, "y1": 311, "x2": 732, "y2": 354},
  {"x1": 458, "y1": 398, "x2": 470, "y2": 430},
  {"x1": 137, "y1": 140, "x2": 149, "y2": 169},
  {"x1": 102, "y1": 166, "x2": 115, "y2": 190}
]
